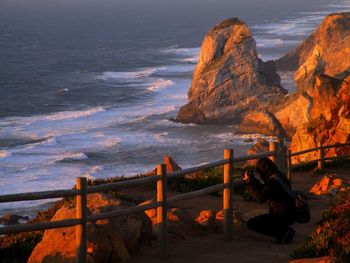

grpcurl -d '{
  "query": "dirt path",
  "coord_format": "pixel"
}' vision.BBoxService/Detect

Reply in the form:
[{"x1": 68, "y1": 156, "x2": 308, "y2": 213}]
[{"x1": 125, "y1": 168, "x2": 345, "y2": 263}]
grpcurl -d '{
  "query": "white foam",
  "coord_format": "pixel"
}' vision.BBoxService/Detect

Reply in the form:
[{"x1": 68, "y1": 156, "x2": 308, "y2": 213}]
[
  {"x1": 211, "y1": 133, "x2": 276, "y2": 145},
  {"x1": 146, "y1": 79, "x2": 174, "y2": 92},
  {"x1": 0, "y1": 150, "x2": 10, "y2": 158},
  {"x1": 157, "y1": 64, "x2": 195, "y2": 74},
  {"x1": 98, "y1": 67, "x2": 157, "y2": 81},
  {"x1": 255, "y1": 38, "x2": 300, "y2": 48},
  {"x1": 161, "y1": 46, "x2": 200, "y2": 56},
  {"x1": 58, "y1": 152, "x2": 89, "y2": 162}
]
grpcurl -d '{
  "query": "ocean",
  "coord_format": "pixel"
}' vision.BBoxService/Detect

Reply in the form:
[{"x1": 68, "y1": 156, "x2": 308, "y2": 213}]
[{"x1": 1, "y1": 0, "x2": 350, "y2": 213}]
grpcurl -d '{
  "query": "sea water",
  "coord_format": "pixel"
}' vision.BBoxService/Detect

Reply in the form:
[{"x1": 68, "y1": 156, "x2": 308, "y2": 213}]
[{"x1": 0, "y1": 0, "x2": 349, "y2": 212}]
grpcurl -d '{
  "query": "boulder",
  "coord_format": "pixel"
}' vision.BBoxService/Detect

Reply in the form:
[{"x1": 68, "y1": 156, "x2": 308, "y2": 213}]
[
  {"x1": 28, "y1": 193, "x2": 152, "y2": 263},
  {"x1": 140, "y1": 200, "x2": 194, "y2": 239},
  {"x1": 177, "y1": 17, "x2": 286, "y2": 124},
  {"x1": 195, "y1": 210, "x2": 216, "y2": 228},
  {"x1": 276, "y1": 12, "x2": 350, "y2": 92},
  {"x1": 163, "y1": 155, "x2": 182, "y2": 173},
  {"x1": 239, "y1": 111, "x2": 287, "y2": 138},
  {"x1": 309, "y1": 175, "x2": 349, "y2": 196},
  {"x1": 146, "y1": 155, "x2": 181, "y2": 175}
]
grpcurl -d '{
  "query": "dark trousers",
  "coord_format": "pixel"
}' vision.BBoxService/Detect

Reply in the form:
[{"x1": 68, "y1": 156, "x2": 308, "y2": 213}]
[{"x1": 247, "y1": 214, "x2": 294, "y2": 241}]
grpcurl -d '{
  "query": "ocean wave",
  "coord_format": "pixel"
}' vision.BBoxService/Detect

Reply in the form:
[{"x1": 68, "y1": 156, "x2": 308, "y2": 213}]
[
  {"x1": 161, "y1": 46, "x2": 200, "y2": 56},
  {"x1": 146, "y1": 79, "x2": 174, "y2": 92},
  {"x1": 156, "y1": 64, "x2": 195, "y2": 75},
  {"x1": 211, "y1": 133, "x2": 276, "y2": 145},
  {"x1": 39, "y1": 107, "x2": 105, "y2": 122},
  {"x1": 0, "y1": 150, "x2": 11, "y2": 158},
  {"x1": 98, "y1": 68, "x2": 157, "y2": 81},
  {"x1": 255, "y1": 38, "x2": 300, "y2": 48},
  {"x1": 58, "y1": 152, "x2": 89, "y2": 162}
]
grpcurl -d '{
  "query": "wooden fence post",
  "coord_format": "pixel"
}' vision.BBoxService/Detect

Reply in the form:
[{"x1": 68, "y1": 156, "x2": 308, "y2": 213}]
[
  {"x1": 223, "y1": 148, "x2": 234, "y2": 241},
  {"x1": 157, "y1": 164, "x2": 168, "y2": 258},
  {"x1": 318, "y1": 141, "x2": 325, "y2": 170},
  {"x1": 287, "y1": 149, "x2": 292, "y2": 182},
  {"x1": 269, "y1": 141, "x2": 278, "y2": 165},
  {"x1": 280, "y1": 139, "x2": 288, "y2": 175},
  {"x1": 76, "y1": 177, "x2": 87, "y2": 263}
]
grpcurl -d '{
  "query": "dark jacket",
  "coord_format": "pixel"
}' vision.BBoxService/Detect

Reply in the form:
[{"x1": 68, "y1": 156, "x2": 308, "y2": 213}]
[{"x1": 246, "y1": 171, "x2": 296, "y2": 217}]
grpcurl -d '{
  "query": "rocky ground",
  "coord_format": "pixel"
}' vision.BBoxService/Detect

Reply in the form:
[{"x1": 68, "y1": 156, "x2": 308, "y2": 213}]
[{"x1": 125, "y1": 166, "x2": 346, "y2": 263}]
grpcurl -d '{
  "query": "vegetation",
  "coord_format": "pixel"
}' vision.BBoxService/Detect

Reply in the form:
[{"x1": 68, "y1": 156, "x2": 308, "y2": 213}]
[{"x1": 292, "y1": 191, "x2": 350, "y2": 262}]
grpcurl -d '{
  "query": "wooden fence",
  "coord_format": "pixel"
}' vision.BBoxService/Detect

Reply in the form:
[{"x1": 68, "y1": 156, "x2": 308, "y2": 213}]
[{"x1": 0, "y1": 141, "x2": 349, "y2": 262}]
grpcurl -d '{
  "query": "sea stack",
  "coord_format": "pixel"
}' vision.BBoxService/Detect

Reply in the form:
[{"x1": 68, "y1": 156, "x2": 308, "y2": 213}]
[{"x1": 176, "y1": 18, "x2": 286, "y2": 124}]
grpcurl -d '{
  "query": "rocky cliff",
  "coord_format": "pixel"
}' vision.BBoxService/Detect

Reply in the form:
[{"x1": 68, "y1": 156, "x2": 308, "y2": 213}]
[
  {"x1": 276, "y1": 12, "x2": 350, "y2": 92},
  {"x1": 241, "y1": 12, "x2": 350, "y2": 141},
  {"x1": 290, "y1": 74, "x2": 350, "y2": 162},
  {"x1": 176, "y1": 18, "x2": 286, "y2": 124}
]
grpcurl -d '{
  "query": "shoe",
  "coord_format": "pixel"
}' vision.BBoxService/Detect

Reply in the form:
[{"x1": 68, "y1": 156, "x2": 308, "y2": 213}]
[{"x1": 276, "y1": 227, "x2": 295, "y2": 244}]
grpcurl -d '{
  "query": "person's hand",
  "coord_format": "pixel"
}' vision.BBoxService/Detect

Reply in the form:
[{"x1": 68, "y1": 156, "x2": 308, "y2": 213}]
[{"x1": 242, "y1": 171, "x2": 254, "y2": 183}]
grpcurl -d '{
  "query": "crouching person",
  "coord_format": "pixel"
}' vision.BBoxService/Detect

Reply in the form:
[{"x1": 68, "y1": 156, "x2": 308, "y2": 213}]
[{"x1": 243, "y1": 157, "x2": 296, "y2": 244}]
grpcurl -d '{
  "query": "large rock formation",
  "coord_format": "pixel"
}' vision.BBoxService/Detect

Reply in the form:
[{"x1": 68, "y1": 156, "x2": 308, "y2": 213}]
[
  {"x1": 241, "y1": 12, "x2": 350, "y2": 142},
  {"x1": 276, "y1": 12, "x2": 350, "y2": 91},
  {"x1": 239, "y1": 92, "x2": 311, "y2": 138},
  {"x1": 176, "y1": 18, "x2": 286, "y2": 124},
  {"x1": 28, "y1": 193, "x2": 152, "y2": 263},
  {"x1": 290, "y1": 74, "x2": 350, "y2": 162}
]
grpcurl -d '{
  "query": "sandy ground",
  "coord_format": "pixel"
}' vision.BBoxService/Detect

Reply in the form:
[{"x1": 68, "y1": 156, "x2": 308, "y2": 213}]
[{"x1": 123, "y1": 167, "x2": 346, "y2": 263}]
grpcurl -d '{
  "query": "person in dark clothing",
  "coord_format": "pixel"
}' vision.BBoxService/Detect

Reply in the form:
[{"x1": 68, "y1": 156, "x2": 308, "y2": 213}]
[{"x1": 243, "y1": 157, "x2": 296, "y2": 244}]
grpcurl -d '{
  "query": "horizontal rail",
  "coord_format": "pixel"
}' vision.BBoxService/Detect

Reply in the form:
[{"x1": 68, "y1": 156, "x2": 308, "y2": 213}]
[
  {"x1": 233, "y1": 151, "x2": 274, "y2": 162},
  {"x1": 87, "y1": 175, "x2": 159, "y2": 194},
  {"x1": 292, "y1": 142, "x2": 350, "y2": 157},
  {"x1": 291, "y1": 147, "x2": 321, "y2": 156},
  {"x1": 321, "y1": 142, "x2": 350, "y2": 150},
  {"x1": 168, "y1": 159, "x2": 229, "y2": 179},
  {"x1": 0, "y1": 159, "x2": 231, "y2": 204},
  {"x1": 0, "y1": 202, "x2": 162, "y2": 235},
  {"x1": 323, "y1": 154, "x2": 350, "y2": 162},
  {"x1": 291, "y1": 154, "x2": 350, "y2": 169},
  {"x1": 88, "y1": 201, "x2": 161, "y2": 222},
  {"x1": 0, "y1": 189, "x2": 80, "y2": 203},
  {"x1": 0, "y1": 218, "x2": 81, "y2": 235},
  {"x1": 168, "y1": 183, "x2": 228, "y2": 203}
]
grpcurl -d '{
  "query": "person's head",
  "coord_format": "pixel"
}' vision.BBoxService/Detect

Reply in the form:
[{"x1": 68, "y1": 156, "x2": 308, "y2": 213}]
[{"x1": 255, "y1": 157, "x2": 278, "y2": 181}]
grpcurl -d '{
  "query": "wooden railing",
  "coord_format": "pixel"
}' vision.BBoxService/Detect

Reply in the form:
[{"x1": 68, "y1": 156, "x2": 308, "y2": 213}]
[
  {"x1": 0, "y1": 140, "x2": 349, "y2": 262},
  {"x1": 287, "y1": 142, "x2": 350, "y2": 182}
]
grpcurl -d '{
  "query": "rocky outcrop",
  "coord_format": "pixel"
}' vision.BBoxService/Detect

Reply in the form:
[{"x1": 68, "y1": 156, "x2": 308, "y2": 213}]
[
  {"x1": 241, "y1": 13, "x2": 350, "y2": 139},
  {"x1": 140, "y1": 200, "x2": 195, "y2": 239},
  {"x1": 147, "y1": 155, "x2": 182, "y2": 176},
  {"x1": 177, "y1": 18, "x2": 286, "y2": 124},
  {"x1": 28, "y1": 193, "x2": 152, "y2": 263},
  {"x1": 309, "y1": 175, "x2": 349, "y2": 196},
  {"x1": 290, "y1": 74, "x2": 350, "y2": 162},
  {"x1": 239, "y1": 92, "x2": 311, "y2": 138},
  {"x1": 276, "y1": 12, "x2": 350, "y2": 91},
  {"x1": 239, "y1": 110, "x2": 288, "y2": 138}
]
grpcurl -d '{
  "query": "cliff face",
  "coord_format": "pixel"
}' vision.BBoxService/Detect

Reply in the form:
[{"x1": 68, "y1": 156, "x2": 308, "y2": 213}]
[
  {"x1": 241, "y1": 12, "x2": 350, "y2": 141},
  {"x1": 276, "y1": 12, "x2": 350, "y2": 91},
  {"x1": 176, "y1": 18, "x2": 285, "y2": 124},
  {"x1": 290, "y1": 74, "x2": 350, "y2": 162}
]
